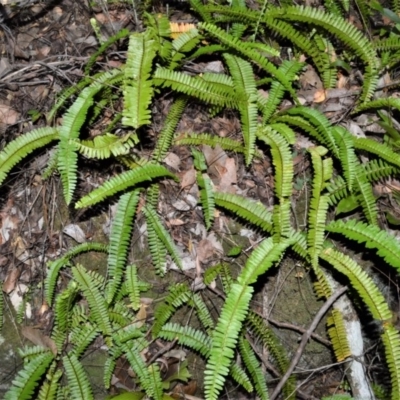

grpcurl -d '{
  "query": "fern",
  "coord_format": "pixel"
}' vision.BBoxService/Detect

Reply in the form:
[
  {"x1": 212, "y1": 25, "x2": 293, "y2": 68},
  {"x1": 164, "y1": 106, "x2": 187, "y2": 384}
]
[
  {"x1": 152, "y1": 96, "x2": 188, "y2": 163},
  {"x1": 125, "y1": 264, "x2": 141, "y2": 311},
  {"x1": 199, "y1": 22, "x2": 297, "y2": 101},
  {"x1": 72, "y1": 265, "x2": 112, "y2": 337},
  {"x1": 75, "y1": 163, "x2": 176, "y2": 208},
  {"x1": 327, "y1": 309, "x2": 351, "y2": 362},
  {"x1": 224, "y1": 54, "x2": 258, "y2": 165},
  {"x1": 152, "y1": 283, "x2": 192, "y2": 336},
  {"x1": 154, "y1": 67, "x2": 237, "y2": 108},
  {"x1": 5, "y1": 351, "x2": 54, "y2": 400},
  {"x1": 37, "y1": 367, "x2": 62, "y2": 400},
  {"x1": 122, "y1": 32, "x2": 157, "y2": 129},
  {"x1": 204, "y1": 282, "x2": 254, "y2": 400},
  {"x1": 0, "y1": 127, "x2": 58, "y2": 186},
  {"x1": 69, "y1": 323, "x2": 99, "y2": 359},
  {"x1": 58, "y1": 69, "x2": 122, "y2": 204},
  {"x1": 214, "y1": 192, "x2": 273, "y2": 233},
  {"x1": 238, "y1": 336, "x2": 268, "y2": 400},
  {"x1": 106, "y1": 190, "x2": 140, "y2": 303},
  {"x1": 307, "y1": 147, "x2": 332, "y2": 267},
  {"x1": 176, "y1": 133, "x2": 246, "y2": 154},
  {"x1": 266, "y1": 5, "x2": 379, "y2": 103},
  {"x1": 63, "y1": 354, "x2": 93, "y2": 400},
  {"x1": 326, "y1": 219, "x2": 400, "y2": 271},
  {"x1": 73, "y1": 133, "x2": 138, "y2": 159},
  {"x1": 143, "y1": 204, "x2": 182, "y2": 269},
  {"x1": 158, "y1": 322, "x2": 211, "y2": 357},
  {"x1": 381, "y1": 326, "x2": 400, "y2": 400},
  {"x1": 197, "y1": 172, "x2": 215, "y2": 230},
  {"x1": 45, "y1": 242, "x2": 108, "y2": 306},
  {"x1": 321, "y1": 248, "x2": 392, "y2": 322}
]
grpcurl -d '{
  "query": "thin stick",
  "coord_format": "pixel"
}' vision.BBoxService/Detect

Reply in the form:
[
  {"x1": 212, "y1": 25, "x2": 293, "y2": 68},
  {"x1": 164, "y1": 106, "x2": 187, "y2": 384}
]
[{"x1": 270, "y1": 286, "x2": 348, "y2": 400}]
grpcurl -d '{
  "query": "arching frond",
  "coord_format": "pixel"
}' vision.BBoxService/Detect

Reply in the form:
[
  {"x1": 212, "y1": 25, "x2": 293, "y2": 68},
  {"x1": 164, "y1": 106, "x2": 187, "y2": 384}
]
[
  {"x1": 122, "y1": 32, "x2": 157, "y2": 129},
  {"x1": 106, "y1": 190, "x2": 140, "y2": 304},
  {"x1": 75, "y1": 164, "x2": 176, "y2": 208},
  {"x1": 4, "y1": 352, "x2": 54, "y2": 400},
  {"x1": 63, "y1": 354, "x2": 93, "y2": 400},
  {"x1": 326, "y1": 219, "x2": 400, "y2": 271},
  {"x1": 0, "y1": 127, "x2": 58, "y2": 186}
]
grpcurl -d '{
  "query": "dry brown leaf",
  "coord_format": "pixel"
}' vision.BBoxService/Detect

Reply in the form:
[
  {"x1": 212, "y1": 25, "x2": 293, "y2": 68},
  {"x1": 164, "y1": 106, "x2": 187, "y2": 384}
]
[
  {"x1": 218, "y1": 157, "x2": 237, "y2": 193},
  {"x1": 21, "y1": 326, "x2": 58, "y2": 355},
  {"x1": 0, "y1": 104, "x2": 19, "y2": 125},
  {"x1": 180, "y1": 166, "x2": 196, "y2": 189},
  {"x1": 313, "y1": 89, "x2": 326, "y2": 103},
  {"x1": 3, "y1": 267, "x2": 20, "y2": 294}
]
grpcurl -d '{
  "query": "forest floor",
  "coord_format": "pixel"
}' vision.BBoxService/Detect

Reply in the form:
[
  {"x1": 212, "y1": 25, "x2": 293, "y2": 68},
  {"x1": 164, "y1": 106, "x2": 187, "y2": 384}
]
[{"x1": 0, "y1": 1, "x2": 399, "y2": 399}]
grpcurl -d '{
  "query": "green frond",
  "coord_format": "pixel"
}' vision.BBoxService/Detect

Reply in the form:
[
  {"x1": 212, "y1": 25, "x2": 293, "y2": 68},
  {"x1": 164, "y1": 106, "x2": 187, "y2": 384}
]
[
  {"x1": 266, "y1": 5, "x2": 378, "y2": 102},
  {"x1": 190, "y1": 0, "x2": 213, "y2": 23},
  {"x1": 204, "y1": 282, "x2": 253, "y2": 400},
  {"x1": 381, "y1": 326, "x2": 400, "y2": 399},
  {"x1": 0, "y1": 127, "x2": 58, "y2": 186},
  {"x1": 85, "y1": 29, "x2": 130, "y2": 74},
  {"x1": 152, "y1": 96, "x2": 188, "y2": 163},
  {"x1": 75, "y1": 164, "x2": 176, "y2": 208},
  {"x1": 154, "y1": 67, "x2": 237, "y2": 108},
  {"x1": 353, "y1": 137, "x2": 400, "y2": 169},
  {"x1": 106, "y1": 190, "x2": 140, "y2": 304},
  {"x1": 143, "y1": 204, "x2": 182, "y2": 269},
  {"x1": 58, "y1": 69, "x2": 122, "y2": 204},
  {"x1": 264, "y1": 18, "x2": 335, "y2": 89},
  {"x1": 18, "y1": 345, "x2": 50, "y2": 361},
  {"x1": 74, "y1": 133, "x2": 138, "y2": 159},
  {"x1": 37, "y1": 367, "x2": 62, "y2": 400},
  {"x1": 63, "y1": 354, "x2": 93, "y2": 400},
  {"x1": 52, "y1": 283, "x2": 78, "y2": 351},
  {"x1": 146, "y1": 220, "x2": 167, "y2": 275},
  {"x1": 121, "y1": 341, "x2": 156, "y2": 399},
  {"x1": 326, "y1": 219, "x2": 400, "y2": 271},
  {"x1": 224, "y1": 54, "x2": 258, "y2": 164},
  {"x1": 258, "y1": 60, "x2": 304, "y2": 124},
  {"x1": 45, "y1": 242, "x2": 108, "y2": 306},
  {"x1": 126, "y1": 264, "x2": 141, "y2": 311},
  {"x1": 203, "y1": 263, "x2": 234, "y2": 294},
  {"x1": 103, "y1": 358, "x2": 116, "y2": 390},
  {"x1": 191, "y1": 292, "x2": 214, "y2": 331},
  {"x1": 5, "y1": 351, "x2": 54, "y2": 400},
  {"x1": 238, "y1": 336, "x2": 267, "y2": 399},
  {"x1": 246, "y1": 311, "x2": 296, "y2": 397},
  {"x1": 152, "y1": 283, "x2": 192, "y2": 336},
  {"x1": 327, "y1": 309, "x2": 351, "y2": 362},
  {"x1": 362, "y1": 159, "x2": 398, "y2": 182},
  {"x1": 70, "y1": 323, "x2": 99, "y2": 359},
  {"x1": 197, "y1": 172, "x2": 215, "y2": 230},
  {"x1": 229, "y1": 362, "x2": 253, "y2": 394},
  {"x1": 214, "y1": 192, "x2": 272, "y2": 233},
  {"x1": 281, "y1": 107, "x2": 339, "y2": 157},
  {"x1": 258, "y1": 126, "x2": 293, "y2": 199},
  {"x1": 72, "y1": 265, "x2": 112, "y2": 337},
  {"x1": 238, "y1": 237, "x2": 291, "y2": 286},
  {"x1": 143, "y1": 12, "x2": 172, "y2": 60},
  {"x1": 122, "y1": 33, "x2": 157, "y2": 129},
  {"x1": 198, "y1": 22, "x2": 297, "y2": 101},
  {"x1": 176, "y1": 133, "x2": 246, "y2": 154},
  {"x1": 170, "y1": 28, "x2": 201, "y2": 69},
  {"x1": 147, "y1": 364, "x2": 163, "y2": 400},
  {"x1": 354, "y1": 164, "x2": 378, "y2": 225},
  {"x1": 308, "y1": 147, "x2": 331, "y2": 267},
  {"x1": 321, "y1": 248, "x2": 392, "y2": 322},
  {"x1": 158, "y1": 322, "x2": 211, "y2": 357},
  {"x1": 355, "y1": 97, "x2": 400, "y2": 114},
  {"x1": 272, "y1": 200, "x2": 291, "y2": 241},
  {"x1": 327, "y1": 175, "x2": 349, "y2": 206},
  {"x1": 332, "y1": 126, "x2": 357, "y2": 192}
]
